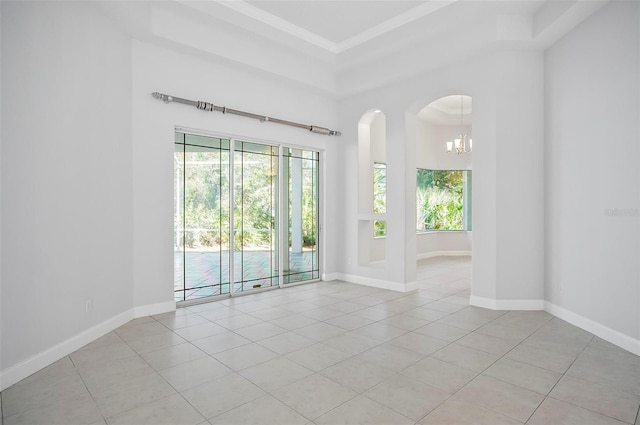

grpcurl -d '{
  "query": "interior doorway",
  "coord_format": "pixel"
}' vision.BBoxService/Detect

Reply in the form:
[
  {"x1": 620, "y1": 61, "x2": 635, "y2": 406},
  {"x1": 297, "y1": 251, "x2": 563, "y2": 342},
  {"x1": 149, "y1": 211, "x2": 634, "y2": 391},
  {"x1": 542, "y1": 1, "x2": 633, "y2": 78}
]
[{"x1": 414, "y1": 95, "x2": 473, "y2": 285}]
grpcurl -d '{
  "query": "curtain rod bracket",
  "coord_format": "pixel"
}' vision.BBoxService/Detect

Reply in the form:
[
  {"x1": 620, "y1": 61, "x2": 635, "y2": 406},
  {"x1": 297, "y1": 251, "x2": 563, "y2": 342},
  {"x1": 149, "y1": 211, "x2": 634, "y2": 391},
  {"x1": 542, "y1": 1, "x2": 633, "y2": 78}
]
[{"x1": 152, "y1": 92, "x2": 341, "y2": 136}]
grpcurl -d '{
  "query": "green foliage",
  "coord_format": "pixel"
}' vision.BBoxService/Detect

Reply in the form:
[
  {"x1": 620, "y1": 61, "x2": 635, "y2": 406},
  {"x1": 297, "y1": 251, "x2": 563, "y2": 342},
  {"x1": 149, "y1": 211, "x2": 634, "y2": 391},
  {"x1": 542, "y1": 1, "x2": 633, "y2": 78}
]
[
  {"x1": 300, "y1": 166, "x2": 318, "y2": 247},
  {"x1": 373, "y1": 220, "x2": 386, "y2": 237},
  {"x1": 373, "y1": 163, "x2": 386, "y2": 237},
  {"x1": 416, "y1": 169, "x2": 464, "y2": 231},
  {"x1": 176, "y1": 148, "x2": 318, "y2": 251},
  {"x1": 373, "y1": 163, "x2": 386, "y2": 215}
]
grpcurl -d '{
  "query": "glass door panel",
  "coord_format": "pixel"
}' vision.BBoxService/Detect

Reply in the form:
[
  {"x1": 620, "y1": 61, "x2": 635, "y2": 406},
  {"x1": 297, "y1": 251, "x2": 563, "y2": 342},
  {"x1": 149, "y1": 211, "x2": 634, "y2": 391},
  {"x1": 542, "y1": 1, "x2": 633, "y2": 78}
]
[
  {"x1": 174, "y1": 133, "x2": 231, "y2": 302},
  {"x1": 233, "y1": 141, "x2": 279, "y2": 293},
  {"x1": 283, "y1": 148, "x2": 320, "y2": 284}
]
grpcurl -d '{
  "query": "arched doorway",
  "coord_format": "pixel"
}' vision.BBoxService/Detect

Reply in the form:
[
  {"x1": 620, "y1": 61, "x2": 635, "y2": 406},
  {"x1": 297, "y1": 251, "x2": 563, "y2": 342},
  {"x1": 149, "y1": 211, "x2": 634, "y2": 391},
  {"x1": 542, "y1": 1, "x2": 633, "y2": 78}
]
[{"x1": 412, "y1": 95, "x2": 473, "y2": 296}]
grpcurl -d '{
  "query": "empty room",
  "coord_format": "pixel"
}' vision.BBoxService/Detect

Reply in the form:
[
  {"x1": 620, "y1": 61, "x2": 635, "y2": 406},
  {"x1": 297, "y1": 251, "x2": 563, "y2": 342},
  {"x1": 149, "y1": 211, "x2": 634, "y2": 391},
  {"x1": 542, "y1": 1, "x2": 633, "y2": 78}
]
[{"x1": 1, "y1": 1, "x2": 639, "y2": 424}]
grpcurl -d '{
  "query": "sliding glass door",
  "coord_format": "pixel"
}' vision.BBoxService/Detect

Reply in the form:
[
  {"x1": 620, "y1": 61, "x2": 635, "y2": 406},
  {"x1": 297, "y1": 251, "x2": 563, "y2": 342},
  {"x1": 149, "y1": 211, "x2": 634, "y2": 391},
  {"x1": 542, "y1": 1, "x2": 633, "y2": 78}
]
[
  {"x1": 233, "y1": 141, "x2": 279, "y2": 293},
  {"x1": 283, "y1": 148, "x2": 319, "y2": 284},
  {"x1": 174, "y1": 134, "x2": 231, "y2": 301},
  {"x1": 174, "y1": 132, "x2": 320, "y2": 302}
]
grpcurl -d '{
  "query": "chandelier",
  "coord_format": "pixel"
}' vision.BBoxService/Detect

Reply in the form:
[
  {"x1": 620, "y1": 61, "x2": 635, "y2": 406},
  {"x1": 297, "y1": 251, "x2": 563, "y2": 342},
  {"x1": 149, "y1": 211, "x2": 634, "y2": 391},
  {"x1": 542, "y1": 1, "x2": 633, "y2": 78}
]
[{"x1": 446, "y1": 96, "x2": 472, "y2": 154}]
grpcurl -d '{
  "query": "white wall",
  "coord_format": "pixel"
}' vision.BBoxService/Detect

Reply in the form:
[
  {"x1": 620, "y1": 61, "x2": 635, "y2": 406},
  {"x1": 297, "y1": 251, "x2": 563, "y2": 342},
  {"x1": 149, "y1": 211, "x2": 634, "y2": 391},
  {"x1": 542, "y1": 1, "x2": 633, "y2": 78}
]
[
  {"x1": 494, "y1": 50, "x2": 545, "y2": 304},
  {"x1": 545, "y1": 1, "x2": 640, "y2": 351},
  {"x1": 370, "y1": 114, "x2": 386, "y2": 164},
  {"x1": 416, "y1": 232, "x2": 472, "y2": 258},
  {"x1": 1, "y1": 1, "x2": 133, "y2": 385},
  {"x1": 415, "y1": 122, "x2": 473, "y2": 171}
]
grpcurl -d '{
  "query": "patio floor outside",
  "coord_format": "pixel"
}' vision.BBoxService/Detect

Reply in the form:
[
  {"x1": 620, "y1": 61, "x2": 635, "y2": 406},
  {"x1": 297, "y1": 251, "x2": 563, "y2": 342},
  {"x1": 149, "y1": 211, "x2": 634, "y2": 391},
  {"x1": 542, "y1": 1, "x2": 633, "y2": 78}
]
[{"x1": 174, "y1": 250, "x2": 319, "y2": 301}]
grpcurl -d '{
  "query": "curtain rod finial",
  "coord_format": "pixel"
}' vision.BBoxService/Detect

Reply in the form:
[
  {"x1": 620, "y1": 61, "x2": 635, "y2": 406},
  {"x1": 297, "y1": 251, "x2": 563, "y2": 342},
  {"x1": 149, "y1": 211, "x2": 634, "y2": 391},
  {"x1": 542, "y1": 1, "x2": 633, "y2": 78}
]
[{"x1": 152, "y1": 92, "x2": 173, "y2": 103}]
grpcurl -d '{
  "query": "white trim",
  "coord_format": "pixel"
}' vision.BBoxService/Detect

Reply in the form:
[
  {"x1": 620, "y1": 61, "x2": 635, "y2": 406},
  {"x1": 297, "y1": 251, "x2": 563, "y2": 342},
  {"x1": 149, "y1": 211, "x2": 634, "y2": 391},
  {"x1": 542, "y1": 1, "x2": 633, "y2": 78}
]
[
  {"x1": 133, "y1": 301, "x2": 176, "y2": 318},
  {"x1": 213, "y1": 1, "x2": 337, "y2": 52},
  {"x1": 322, "y1": 272, "x2": 339, "y2": 282},
  {"x1": 0, "y1": 301, "x2": 176, "y2": 391},
  {"x1": 0, "y1": 309, "x2": 132, "y2": 391},
  {"x1": 469, "y1": 296, "x2": 640, "y2": 355},
  {"x1": 328, "y1": 273, "x2": 416, "y2": 293},
  {"x1": 277, "y1": 143, "x2": 285, "y2": 289},
  {"x1": 544, "y1": 301, "x2": 640, "y2": 357},
  {"x1": 174, "y1": 126, "x2": 326, "y2": 154},
  {"x1": 470, "y1": 295, "x2": 544, "y2": 311},
  {"x1": 417, "y1": 251, "x2": 471, "y2": 260},
  {"x1": 469, "y1": 294, "x2": 497, "y2": 310},
  {"x1": 229, "y1": 138, "x2": 236, "y2": 295},
  {"x1": 214, "y1": 0, "x2": 458, "y2": 53}
]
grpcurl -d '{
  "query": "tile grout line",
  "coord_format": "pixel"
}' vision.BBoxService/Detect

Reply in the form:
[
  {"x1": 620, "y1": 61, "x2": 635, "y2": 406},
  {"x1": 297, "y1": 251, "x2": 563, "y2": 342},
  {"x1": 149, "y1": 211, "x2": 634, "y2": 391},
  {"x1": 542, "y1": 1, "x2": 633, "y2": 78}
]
[
  {"x1": 17, "y1": 258, "x2": 640, "y2": 425},
  {"x1": 522, "y1": 333, "x2": 595, "y2": 424},
  {"x1": 156, "y1": 313, "x2": 282, "y2": 424},
  {"x1": 264, "y1": 291, "x2": 450, "y2": 424},
  {"x1": 419, "y1": 311, "x2": 557, "y2": 424},
  {"x1": 267, "y1": 374, "x2": 360, "y2": 424},
  {"x1": 106, "y1": 315, "x2": 206, "y2": 424},
  {"x1": 392, "y1": 308, "x2": 534, "y2": 424},
  {"x1": 311, "y1": 296, "x2": 480, "y2": 423},
  {"x1": 427, "y1": 330, "x2": 525, "y2": 423},
  {"x1": 65, "y1": 354, "x2": 109, "y2": 425}
]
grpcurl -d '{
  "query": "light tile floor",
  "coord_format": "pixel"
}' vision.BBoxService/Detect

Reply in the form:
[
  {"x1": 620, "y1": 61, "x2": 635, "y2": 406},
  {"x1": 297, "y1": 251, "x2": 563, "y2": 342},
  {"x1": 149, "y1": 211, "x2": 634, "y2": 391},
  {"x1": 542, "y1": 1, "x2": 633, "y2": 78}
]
[{"x1": 2, "y1": 256, "x2": 640, "y2": 425}]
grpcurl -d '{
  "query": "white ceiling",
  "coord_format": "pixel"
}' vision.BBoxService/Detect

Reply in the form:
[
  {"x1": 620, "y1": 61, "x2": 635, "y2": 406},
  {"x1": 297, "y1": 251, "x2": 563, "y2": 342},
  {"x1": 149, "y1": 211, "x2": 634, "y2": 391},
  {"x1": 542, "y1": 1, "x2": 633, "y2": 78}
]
[
  {"x1": 247, "y1": 1, "x2": 425, "y2": 43},
  {"x1": 100, "y1": 0, "x2": 609, "y2": 96},
  {"x1": 418, "y1": 95, "x2": 473, "y2": 126},
  {"x1": 216, "y1": 0, "x2": 548, "y2": 53},
  {"x1": 237, "y1": 0, "x2": 454, "y2": 52}
]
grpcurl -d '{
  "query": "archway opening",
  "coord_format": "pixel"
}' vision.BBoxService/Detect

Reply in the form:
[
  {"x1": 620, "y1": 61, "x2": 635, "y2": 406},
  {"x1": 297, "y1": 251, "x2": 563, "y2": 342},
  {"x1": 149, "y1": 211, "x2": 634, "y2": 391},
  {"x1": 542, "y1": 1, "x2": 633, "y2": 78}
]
[{"x1": 413, "y1": 95, "x2": 473, "y2": 293}]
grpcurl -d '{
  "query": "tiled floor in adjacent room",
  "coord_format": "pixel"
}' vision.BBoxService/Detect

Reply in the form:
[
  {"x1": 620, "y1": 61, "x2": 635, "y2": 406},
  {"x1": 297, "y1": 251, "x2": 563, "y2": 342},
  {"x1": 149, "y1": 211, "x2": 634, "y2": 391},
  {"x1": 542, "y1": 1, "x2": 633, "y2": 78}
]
[{"x1": 2, "y1": 257, "x2": 639, "y2": 425}]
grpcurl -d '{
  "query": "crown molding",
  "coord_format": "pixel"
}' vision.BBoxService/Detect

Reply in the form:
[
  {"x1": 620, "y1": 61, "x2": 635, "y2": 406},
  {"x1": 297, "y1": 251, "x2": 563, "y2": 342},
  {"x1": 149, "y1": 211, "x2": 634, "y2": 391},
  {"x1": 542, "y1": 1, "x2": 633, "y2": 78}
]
[{"x1": 215, "y1": 0, "x2": 459, "y2": 54}]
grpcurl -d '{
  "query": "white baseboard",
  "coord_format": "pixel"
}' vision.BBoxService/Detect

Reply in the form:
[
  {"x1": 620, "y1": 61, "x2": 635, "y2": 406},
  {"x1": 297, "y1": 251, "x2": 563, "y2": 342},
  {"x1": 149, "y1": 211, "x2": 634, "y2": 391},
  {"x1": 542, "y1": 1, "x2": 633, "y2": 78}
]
[
  {"x1": 470, "y1": 295, "x2": 545, "y2": 311},
  {"x1": 1, "y1": 301, "x2": 176, "y2": 391},
  {"x1": 0, "y1": 309, "x2": 132, "y2": 391},
  {"x1": 417, "y1": 251, "x2": 472, "y2": 260},
  {"x1": 330, "y1": 273, "x2": 416, "y2": 292},
  {"x1": 469, "y1": 296, "x2": 640, "y2": 356},
  {"x1": 469, "y1": 295, "x2": 497, "y2": 310},
  {"x1": 322, "y1": 272, "x2": 339, "y2": 282},
  {"x1": 134, "y1": 301, "x2": 175, "y2": 318},
  {"x1": 545, "y1": 301, "x2": 640, "y2": 356}
]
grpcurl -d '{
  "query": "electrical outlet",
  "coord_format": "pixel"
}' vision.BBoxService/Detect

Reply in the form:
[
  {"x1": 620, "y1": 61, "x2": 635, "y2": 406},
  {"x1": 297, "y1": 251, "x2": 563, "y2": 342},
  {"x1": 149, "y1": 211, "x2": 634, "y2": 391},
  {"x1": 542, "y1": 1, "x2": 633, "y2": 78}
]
[{"x1": 85, "y1": 299, "x2": 93, "y2": 313}]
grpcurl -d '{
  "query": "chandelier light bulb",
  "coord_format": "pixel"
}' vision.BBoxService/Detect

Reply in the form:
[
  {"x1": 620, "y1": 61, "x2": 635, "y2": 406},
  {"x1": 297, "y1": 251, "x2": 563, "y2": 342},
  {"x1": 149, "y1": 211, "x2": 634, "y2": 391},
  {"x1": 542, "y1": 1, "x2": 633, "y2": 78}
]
[{"x1": 444, "y1": 96, "x2": 472, "y2": 154}]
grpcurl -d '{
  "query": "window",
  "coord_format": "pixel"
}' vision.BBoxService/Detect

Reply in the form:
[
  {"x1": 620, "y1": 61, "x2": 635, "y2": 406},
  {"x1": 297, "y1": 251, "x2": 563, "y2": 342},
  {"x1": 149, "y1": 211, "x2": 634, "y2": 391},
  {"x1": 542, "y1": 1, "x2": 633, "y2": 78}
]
[
  {"x1": 373, "y1": 162, "x2": 386, "y2": 236},
  {"x1": 416, "y1": 169, "x2": 472, "y2": 231}
]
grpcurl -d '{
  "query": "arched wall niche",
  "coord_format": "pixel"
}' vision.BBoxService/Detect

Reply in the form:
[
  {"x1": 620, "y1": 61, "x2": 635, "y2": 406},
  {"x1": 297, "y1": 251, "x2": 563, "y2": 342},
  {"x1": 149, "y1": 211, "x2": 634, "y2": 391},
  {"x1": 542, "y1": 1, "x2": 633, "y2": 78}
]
[{"x1": 357, "y1": 109, "x2": 386, "y2": 266}]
